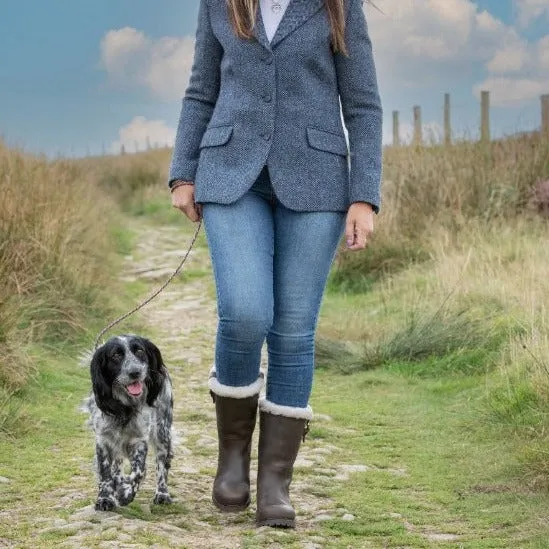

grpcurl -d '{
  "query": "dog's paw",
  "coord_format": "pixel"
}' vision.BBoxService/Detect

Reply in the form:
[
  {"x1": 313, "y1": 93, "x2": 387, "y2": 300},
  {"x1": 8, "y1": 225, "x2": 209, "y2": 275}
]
[
  {"x1": 153, "y1": 492, "x2": 172, "y2": 505},
  {"x1": 112, "y1": 474, "x2": 130, "y2": 490},
  {"x1": 117, "y1": 483, "x2": 136, "y2": 506},
  {"x1": 95, "y1": 496, "x2": 117, "y2": 511}
]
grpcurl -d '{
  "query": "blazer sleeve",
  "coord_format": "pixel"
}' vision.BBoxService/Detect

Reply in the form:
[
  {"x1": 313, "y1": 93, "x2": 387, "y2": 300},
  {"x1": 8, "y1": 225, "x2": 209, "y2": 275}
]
[
  {"x1": 168, "y1": 0, "x2": 222, "y2": 186},
  {"x1": 334, "y1": 0, "x2": 383, "y2": 213}
]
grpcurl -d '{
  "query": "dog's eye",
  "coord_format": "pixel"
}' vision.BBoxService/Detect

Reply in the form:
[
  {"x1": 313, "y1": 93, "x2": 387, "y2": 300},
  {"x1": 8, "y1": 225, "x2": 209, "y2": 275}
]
[
  {"x1": 135, "y1": 349, "x2": 146, "y2": 359},
  {"x1": 111, "y1": 353, "x2": 123, "y2": 362}
]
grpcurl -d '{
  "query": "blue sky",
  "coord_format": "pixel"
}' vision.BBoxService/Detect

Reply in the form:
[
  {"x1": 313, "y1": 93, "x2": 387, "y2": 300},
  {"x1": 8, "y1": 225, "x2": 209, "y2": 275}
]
[{"x1": 0, "y1": 0, "x2": 547, "y2": 156}]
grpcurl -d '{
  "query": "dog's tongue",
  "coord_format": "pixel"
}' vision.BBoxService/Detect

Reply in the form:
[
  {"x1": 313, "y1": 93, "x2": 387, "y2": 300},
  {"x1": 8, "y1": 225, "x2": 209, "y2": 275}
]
[{"x1": 127, "y1": 381, "x2": 143, "y2": 396}]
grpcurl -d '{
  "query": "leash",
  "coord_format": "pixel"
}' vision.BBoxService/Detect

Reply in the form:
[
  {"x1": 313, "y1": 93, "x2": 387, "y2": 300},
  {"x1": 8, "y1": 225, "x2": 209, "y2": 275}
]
[{"x1": 93, "y1": 220, "x2": 202, "y2": 349}]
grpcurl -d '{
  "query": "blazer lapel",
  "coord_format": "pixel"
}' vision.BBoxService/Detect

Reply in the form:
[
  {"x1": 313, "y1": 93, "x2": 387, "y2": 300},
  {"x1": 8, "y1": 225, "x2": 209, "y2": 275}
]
[
  {"x1": 253, "y1": 5, "x2": 272, "y2": 51},
  {"x1": 270, "y1": 0, "x2": 325, "y2": 48}
]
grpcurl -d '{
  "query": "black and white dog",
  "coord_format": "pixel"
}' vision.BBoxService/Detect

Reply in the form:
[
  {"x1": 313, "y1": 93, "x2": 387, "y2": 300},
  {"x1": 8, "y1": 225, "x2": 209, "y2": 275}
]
[{"x1": 84, "y1": 335, "x2": 174, "y2": 511}]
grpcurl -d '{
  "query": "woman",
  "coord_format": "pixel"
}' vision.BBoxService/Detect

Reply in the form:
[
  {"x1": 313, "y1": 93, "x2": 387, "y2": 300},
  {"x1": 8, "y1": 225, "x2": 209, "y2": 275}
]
[{"x1": 169, "y1": 0, "x2": 382, "y2": 528}]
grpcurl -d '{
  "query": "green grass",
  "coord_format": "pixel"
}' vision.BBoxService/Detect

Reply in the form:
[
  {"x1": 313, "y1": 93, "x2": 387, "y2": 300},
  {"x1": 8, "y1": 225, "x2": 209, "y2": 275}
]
[
  {"x1": 110, "y1": 224, "x2": 135, "y2": 257},
  {"x1": 329, "y1": 239, "x2": 430, "y2": 294},
  {"x1": 0, "y1": 348, "x2": 94, "y2": 529},
  {"x1": 308, "y1": 367, "x2": 549, "y2": 547},
  {"x1": 128, "y1": 189, "x2": 186, "y2": 225}
]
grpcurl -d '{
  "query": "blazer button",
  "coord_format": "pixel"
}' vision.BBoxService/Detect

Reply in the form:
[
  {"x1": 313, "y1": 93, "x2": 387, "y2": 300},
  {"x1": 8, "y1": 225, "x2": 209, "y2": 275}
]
[
  {"x1": 263, "y1": 93, "x2": 272, "y2": 103},
  {"x1": 263, "y1": 55, "x2": 273, "y2": 65},
  {"x1": 262, "y1": 132, "x2": 272, "y2": 142}
]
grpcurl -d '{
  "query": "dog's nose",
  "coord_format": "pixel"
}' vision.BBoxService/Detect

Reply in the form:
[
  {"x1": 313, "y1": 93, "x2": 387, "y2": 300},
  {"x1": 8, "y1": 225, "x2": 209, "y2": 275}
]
[{"x1": 128, "y1": 370, "x2": 141, "y2": 380}]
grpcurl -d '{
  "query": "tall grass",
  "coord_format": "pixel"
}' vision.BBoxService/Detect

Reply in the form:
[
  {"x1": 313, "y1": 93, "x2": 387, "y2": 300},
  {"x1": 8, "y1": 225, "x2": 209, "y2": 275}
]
[
  {"x1": 0, "y1": 142, "x2": 115, "y2": 433},
  {"x1": 78, "y1": 148, "x2": 171, "y2": 214},
  {"x1": 333, "y1": 135, "x2": 549, "y2": 291}
]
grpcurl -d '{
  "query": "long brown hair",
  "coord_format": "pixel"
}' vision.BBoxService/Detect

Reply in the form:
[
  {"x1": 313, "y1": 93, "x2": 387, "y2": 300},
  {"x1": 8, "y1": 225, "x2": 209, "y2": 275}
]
[{"x1": 227, "y1": 0, "x2": 348, "y2": 55}]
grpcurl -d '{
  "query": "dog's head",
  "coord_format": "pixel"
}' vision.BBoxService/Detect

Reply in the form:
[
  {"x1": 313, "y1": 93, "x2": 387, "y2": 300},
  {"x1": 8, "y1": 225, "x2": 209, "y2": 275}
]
[{"x1": 90, "y1": 335, "x2": 167, "y2": 419}]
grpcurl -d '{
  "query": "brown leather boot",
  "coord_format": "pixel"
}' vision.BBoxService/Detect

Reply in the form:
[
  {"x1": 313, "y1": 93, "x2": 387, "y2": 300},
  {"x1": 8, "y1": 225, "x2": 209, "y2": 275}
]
[
  {"x1": 256, "y1": 407, "x2": 311, "y2": 528},
  {"x1": 211, "y1": 392, "x2": 259, "y2": 511}
]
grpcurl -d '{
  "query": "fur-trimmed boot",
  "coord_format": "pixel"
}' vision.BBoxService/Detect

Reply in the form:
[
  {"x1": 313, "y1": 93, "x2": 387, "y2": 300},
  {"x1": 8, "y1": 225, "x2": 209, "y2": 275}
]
[
  {"x1": 255, "y1": 398, "x2": 312, "y2": 528},
  {"x1": 208, "y1": 368, "x2": 263, "y2": 511}
]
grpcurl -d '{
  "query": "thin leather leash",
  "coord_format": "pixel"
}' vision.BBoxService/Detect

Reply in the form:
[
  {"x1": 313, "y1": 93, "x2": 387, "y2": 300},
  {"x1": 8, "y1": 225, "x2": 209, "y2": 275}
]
[{"x1": 93, "y1": 220, "x2": 202, "y2": 349}]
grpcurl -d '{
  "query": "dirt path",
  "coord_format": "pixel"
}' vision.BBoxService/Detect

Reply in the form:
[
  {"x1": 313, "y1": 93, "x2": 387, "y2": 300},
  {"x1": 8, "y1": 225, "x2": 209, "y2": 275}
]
[{"x1": 27, "y1": 222, "x2": 361, "y2": 549}]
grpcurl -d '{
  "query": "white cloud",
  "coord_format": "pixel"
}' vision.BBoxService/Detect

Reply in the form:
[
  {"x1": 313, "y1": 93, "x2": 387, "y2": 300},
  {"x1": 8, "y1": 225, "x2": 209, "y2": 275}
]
[
  {"x1": 478, "y1": 33, "x2": 549, "y2": 106},
  {"x1": 538, "y1": 35, "x2": 549, "y2": 70},
  {"x1": 486, "y1": 43, "x2": 528, "y2": 74},
  {"x1": 365, "y1": 0, "x2": 549, "y2": 107},
  {"x1": 100, "y1": 27, "x2": 148, "y2": 75},
  {"x1": 473, "y1": 76, "x2": 549, "y2": 107},
  {"x1": 110, "y1": 116, "x2": 176, "y2": 154},
  {"x1": 100, "y1": 27, "x2": 194, "y2": 101},
  {"x1": 514, "y1": 0, "x2": 549, "y2": 27},
  {"x1": 365, "y1": 0, "x2": 517, "y2": 86}
]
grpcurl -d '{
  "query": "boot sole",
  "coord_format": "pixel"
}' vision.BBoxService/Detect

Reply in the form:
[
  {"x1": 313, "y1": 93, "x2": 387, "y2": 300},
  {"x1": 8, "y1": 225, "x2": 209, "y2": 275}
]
[
  {"x1": 256, "y1": 517, "x2": 295, "y2": 529},
  {"x1": 212, "y1": 494, "x2": 250, "y2": 512}
]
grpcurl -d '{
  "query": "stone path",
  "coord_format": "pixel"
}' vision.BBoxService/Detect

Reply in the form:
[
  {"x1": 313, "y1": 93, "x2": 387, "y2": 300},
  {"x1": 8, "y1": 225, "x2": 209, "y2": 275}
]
[{"x1": 28, "y1": 222, "x2": 366, "y2": 548}]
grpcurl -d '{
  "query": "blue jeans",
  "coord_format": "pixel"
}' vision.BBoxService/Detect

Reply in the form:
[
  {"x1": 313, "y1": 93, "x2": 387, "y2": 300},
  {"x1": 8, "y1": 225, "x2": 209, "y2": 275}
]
[{"x1": 202, "y1": 166, "x2": 345, "y2": 408}]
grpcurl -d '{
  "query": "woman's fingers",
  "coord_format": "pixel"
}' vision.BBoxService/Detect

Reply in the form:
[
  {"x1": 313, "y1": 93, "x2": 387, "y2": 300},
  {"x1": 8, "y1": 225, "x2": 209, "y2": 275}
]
[
  {"x1": 184, "y1": 204, "x2": 201, "y2": 222},
  {"x1": 346, "y1": 223, "x2": 368, "y2": 250},
  {"x1": 345, "y1": 203, "x2": 374, "y2": 251},
  {"x1": 345, "y1": 217, "x2": 357, "y2": 248},
  {"x1": 171, "y1": 185, "x2": 201, "y2": 222}
]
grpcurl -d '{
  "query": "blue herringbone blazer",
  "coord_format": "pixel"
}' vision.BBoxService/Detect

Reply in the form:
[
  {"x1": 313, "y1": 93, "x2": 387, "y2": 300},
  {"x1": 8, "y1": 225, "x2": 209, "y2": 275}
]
[{"x1": 169, "y1": 0, "x2": 383, "y2": 212}]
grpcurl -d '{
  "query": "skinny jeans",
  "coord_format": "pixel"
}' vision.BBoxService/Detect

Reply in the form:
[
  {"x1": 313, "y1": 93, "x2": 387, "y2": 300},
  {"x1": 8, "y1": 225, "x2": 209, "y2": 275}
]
[{"x1": 202, "y1": 166, "x2": 345, "y2": 408}]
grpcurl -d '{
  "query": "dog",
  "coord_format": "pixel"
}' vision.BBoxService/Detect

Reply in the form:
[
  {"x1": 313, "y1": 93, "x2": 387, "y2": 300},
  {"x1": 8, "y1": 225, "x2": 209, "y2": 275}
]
[{"x1": 84, "y1": 335, "x2": 174, "y2": 511}]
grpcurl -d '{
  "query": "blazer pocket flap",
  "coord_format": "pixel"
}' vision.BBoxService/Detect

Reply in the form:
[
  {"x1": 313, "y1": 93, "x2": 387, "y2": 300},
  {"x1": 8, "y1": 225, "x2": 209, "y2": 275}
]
[
  {"x1": 306, "y1": 127, "x2": 348, "y2": 156},
  {"x1": 200, "y1": 125, "x2": 233, "y2": 148}
]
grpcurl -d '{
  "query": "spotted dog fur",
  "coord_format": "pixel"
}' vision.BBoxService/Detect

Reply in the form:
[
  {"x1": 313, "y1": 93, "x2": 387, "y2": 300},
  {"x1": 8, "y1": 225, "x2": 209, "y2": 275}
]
[{"x1": 84, "y1": 335, "x2": 174, "y2": 511}]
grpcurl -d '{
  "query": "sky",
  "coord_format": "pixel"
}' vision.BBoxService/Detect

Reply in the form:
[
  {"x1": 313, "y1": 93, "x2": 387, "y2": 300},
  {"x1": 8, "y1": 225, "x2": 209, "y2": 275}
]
[{"x1": 0, "y1": 0, "x2": 548, "y2": 157}]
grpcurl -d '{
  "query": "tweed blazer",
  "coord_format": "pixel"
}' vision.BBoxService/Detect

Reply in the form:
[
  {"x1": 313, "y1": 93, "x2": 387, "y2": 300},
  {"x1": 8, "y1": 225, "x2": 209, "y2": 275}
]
[{"x1": 169, "y1": 0, "x2": 383, "y2": 212}]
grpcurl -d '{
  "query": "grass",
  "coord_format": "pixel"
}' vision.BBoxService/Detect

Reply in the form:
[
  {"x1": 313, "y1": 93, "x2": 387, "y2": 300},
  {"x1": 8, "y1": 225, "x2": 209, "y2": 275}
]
[
  {"x1": 308, "y1": 367, "x2": 549, "y2": 547},
  {"x1": 318, "y1": 300, "x2": 514, "y2": 376},
  {"x1": 311, "y1": 210, "x2": 549, "y2": 545},
  {"x1": 334, "y1": 135, "x2": 549, "y2": 293},
  {"x1": 77, "y1": 147, "x2": 185, "y2": 225},
  {"x1": 0, "y1": 347, "x2": 94, "y2": 511},
  {"x1": 0, "y1": 142, "x2": 123, "y2": 435}
]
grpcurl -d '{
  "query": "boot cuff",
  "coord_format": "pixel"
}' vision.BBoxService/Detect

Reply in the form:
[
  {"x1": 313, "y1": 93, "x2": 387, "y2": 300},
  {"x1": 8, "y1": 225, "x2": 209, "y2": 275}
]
[
  {"x1": 258, "y1": 397, "x2": 313, "y2": 420},
  {"x1": 208, "y1": 366, "x2": 264, "y2": 398}
]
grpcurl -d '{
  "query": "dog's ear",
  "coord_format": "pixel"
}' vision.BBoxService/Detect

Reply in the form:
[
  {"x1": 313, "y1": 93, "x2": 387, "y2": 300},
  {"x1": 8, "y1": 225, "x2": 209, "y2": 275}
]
[
  {"x1": 90, "y1": 344, "x2": 127, "y2": 418},
  {"x1": 140, "y1": 337, "x2": 167, "y2": 407}
]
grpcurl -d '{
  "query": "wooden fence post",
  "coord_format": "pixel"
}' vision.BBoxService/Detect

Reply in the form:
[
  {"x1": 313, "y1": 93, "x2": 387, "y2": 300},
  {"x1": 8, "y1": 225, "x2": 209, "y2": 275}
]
[
  {"x1": 392, "y1": 110, "x2": 400, "y2": 147},
  {"x1": 413, "y1": 105, "x2": 422, "y2": 146},
  {"x1": 542, "y1": 94, "x2": 549, "y2": 137},
  {"x1": 481, "y1": 90, "x2": 490, "y2": 143},
  {"x1": 444, "y1": 93, "x2": 452, "y2": 146}
]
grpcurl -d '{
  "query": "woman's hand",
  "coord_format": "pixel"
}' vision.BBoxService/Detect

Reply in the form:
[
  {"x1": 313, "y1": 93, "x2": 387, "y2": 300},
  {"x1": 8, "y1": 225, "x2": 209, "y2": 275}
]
[
  {"x1": 345, "y1": 202, "x2": 374, "y2": 251},
  {"x1": 171, "y1": 182, "x2": 202, "y2": 222}
]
